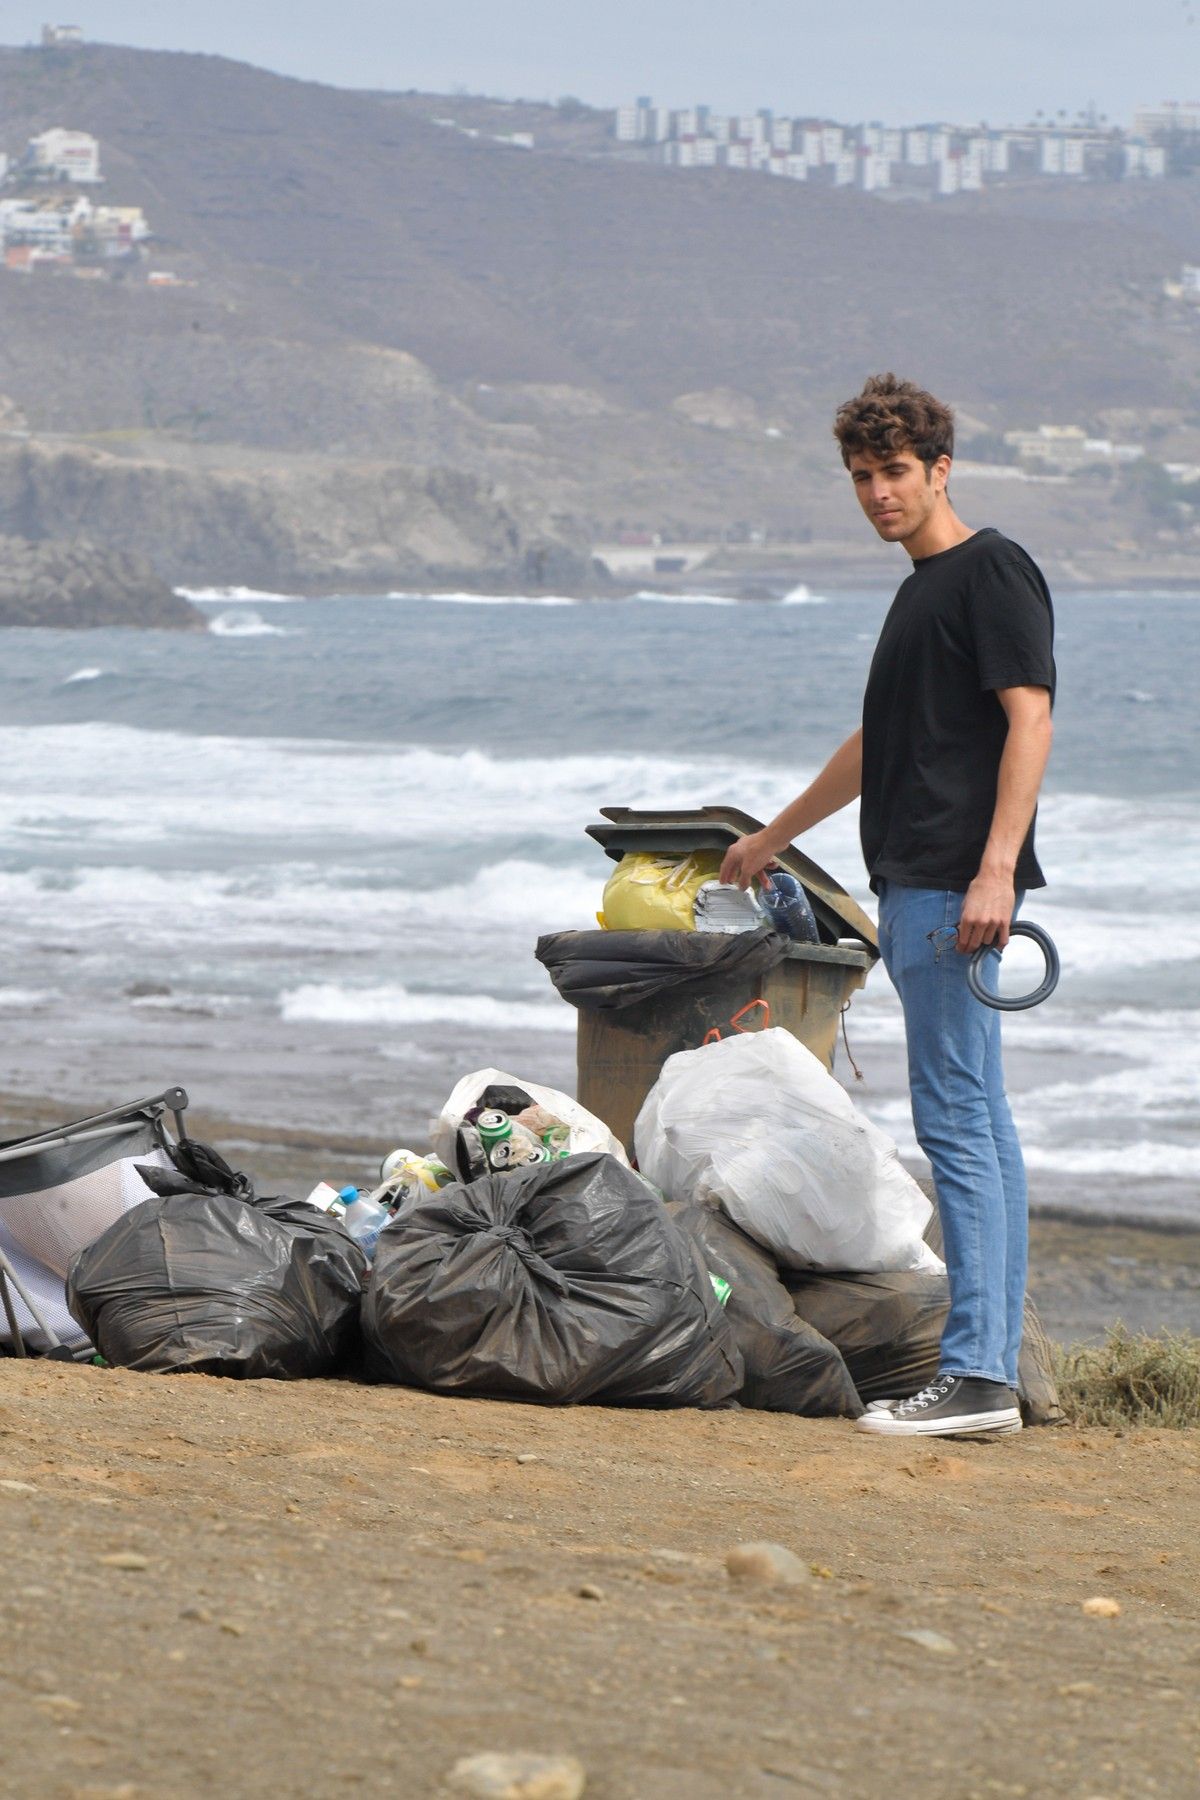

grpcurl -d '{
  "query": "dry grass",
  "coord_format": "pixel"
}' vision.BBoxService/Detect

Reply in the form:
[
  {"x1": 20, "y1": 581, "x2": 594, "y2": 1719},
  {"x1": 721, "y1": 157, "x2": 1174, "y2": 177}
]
[{"x1": 1054, "y1": 1325, "x2": 1200, "y2": 1429}]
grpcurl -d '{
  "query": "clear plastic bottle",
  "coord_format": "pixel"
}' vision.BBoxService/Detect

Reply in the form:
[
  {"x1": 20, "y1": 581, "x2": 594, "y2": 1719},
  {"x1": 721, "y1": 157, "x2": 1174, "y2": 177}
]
[{"x1": 342, "y1": 1190, "x2": 390, "y2": 1259}]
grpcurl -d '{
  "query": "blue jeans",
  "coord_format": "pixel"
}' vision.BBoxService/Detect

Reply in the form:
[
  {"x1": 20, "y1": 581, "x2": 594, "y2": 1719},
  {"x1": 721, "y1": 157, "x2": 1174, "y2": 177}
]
[{"x1": 876, "y1": 881, "x2": 1028, "y2": 1388}]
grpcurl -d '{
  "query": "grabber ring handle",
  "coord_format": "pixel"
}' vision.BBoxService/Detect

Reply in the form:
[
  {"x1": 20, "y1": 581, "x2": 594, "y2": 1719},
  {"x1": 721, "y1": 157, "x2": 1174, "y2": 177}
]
[{"x1": 968, "y1": 920, "x2": 1060, "y2": 1012}]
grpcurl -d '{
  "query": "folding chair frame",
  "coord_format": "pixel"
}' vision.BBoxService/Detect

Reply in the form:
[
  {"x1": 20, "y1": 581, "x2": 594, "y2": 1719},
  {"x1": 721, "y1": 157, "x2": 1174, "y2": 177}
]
[{"x1": 0, "y1": 1086, "x2": 189, "y2": 1359}]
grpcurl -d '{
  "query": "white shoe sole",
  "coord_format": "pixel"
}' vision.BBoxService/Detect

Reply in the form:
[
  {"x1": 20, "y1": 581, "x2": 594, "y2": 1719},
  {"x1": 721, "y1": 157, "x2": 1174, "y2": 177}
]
[{"x1": 856, "y1": 1408, "x2": 1022, "y2": 1437}]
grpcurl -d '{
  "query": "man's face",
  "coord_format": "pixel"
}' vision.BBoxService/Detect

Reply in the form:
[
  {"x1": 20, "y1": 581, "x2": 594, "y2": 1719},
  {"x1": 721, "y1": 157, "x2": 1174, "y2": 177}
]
[{"x1": 847, "y1": 447, "x2": 950, "y2": 544}]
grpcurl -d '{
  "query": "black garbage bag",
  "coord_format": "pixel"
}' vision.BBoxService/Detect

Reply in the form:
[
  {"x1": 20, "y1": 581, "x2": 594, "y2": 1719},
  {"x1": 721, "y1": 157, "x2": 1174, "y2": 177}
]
[
  {"x1": 535, "y1": 927, "x2": 788, "y2": 1013},
  {"x1": 670, "y1": 1201, "x2": 863, "y2": 1419},
  {"x1": 784, "y1": 1268, "x2": 948, "y2": 1406},
  {"x1": 363, "y1": 1152, "x2": 743, "y2": 1407},
  {"x1": 67, "y1": 1190, "x2": 368, "y2": 1379},
  {"x1": 785, "y1": 1266, "x2": 1063, "y2": 1425},
  {"x1": 136, "y1": 1136, "x2": 255, "y2": 1202}
]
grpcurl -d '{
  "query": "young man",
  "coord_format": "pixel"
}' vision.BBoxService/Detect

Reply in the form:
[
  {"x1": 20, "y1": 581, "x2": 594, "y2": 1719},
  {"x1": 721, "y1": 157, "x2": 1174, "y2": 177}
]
[{"x1": 720, "y1": 372, "x2": 1055, "y2": 1439}]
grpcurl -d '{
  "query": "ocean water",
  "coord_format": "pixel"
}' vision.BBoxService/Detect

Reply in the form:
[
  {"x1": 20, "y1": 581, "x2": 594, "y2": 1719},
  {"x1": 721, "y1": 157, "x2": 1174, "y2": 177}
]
[{"x1": 0, "y1": 585, "x2": 1196, "y2": 1222}]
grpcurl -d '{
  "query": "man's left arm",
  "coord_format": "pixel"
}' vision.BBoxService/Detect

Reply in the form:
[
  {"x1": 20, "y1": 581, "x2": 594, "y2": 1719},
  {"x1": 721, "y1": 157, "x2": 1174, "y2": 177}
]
[{"x1": 956, "y1": 685, "x2": 1054, "y2": 953}]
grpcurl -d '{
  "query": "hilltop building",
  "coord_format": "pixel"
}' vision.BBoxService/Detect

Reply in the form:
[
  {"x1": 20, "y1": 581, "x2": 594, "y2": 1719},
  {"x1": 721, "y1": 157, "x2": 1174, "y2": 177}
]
[
  {"x1": 1132, "y1": 101, "x2": 1200, "y2": 138},
  {"x1": 1003, "y1": 425, "x2": 1145, "y2": 472},
  {"x1": 613, "y1": 101, "x2": 1173, "y2": 196},
  {"x1": 26, "y1": 127, "x2": 102, "y2": 183},
  {"x1": 41, "y1": 24, "x2": 83, "y2": 47}
]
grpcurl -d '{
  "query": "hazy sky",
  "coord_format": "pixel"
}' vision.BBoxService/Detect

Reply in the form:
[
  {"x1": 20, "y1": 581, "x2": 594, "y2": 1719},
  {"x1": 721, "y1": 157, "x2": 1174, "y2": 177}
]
[{"x1": 5, "y1": 1, "x2": 1197, "y2": 126}]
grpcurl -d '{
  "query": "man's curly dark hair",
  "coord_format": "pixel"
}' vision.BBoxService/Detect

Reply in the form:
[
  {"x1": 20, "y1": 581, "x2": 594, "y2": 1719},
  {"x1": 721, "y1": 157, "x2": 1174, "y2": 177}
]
[{"x1": 833, "y1": 373, "x2": 955, "y2": 472}]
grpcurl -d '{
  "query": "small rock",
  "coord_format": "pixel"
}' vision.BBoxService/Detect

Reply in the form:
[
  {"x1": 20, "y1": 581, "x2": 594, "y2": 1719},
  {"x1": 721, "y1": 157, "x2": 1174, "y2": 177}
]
[
  {"x1": 97, "y1": 1551, "x2": 149, "y2": 1571},
  {"x1": 725, "y1": 1542, "x2": 812, "y2": 1588},
  {"x1": 575, "y1": 1584, "x2": 604, "y2": 1602},
  {"x1": 179, "y1": 1606, "x2": 211, "y2": 1623},
  {"x1": 447, "y1": 1754, "x2": 586, "y2": 1800},
  {"x1": 0, "y1": 1479, "x2": 37, "y2": 1493},
  {"x1": 1082, "y1": 1596, "x2": 1122, "y2": 1619},
  {"x1": 896, "y1": 1628, "x2": 958, "y2": 1656},
  {"x1": 515, "y1": 1453, "x2": 541, "y2": 1466},
  {"x1": 33, "y1": 1693, "x2": 83, "y2": 1715},
  {"x1": 219, "y1": 1620, "x2": 246, "y2": 1637},
  {"x1": 1059, "y1": 1680, "x2": 1099, "y2": 1697},
  {"x1": 397, "y1": 1675, "x2": 423, "y2": 1691}
]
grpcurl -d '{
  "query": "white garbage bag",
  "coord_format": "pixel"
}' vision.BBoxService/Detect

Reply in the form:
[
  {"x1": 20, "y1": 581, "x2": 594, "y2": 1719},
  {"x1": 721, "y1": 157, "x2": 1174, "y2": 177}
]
[
  {"x1": 633, "y1": 1028, "x2": 939, "y2": 1274},
  {"x1": 432, "y1": 1068, "x2": 630, "y2": 1175}
]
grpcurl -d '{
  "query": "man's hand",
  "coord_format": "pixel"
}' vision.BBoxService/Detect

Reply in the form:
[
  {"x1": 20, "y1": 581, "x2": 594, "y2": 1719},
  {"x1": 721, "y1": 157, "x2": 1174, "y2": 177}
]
[
  {"x1": 719, "y1": 831, "x2": 779, "y2": 891},
  {"x1": 956, "y1": 869, "x2": 1016, "y2": 953}
]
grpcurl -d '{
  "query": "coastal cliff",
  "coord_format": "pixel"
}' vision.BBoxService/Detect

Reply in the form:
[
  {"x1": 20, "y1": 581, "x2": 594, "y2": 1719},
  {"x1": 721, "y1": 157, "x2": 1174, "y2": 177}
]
[{"x1": 0, "y1": 441, "x2": 594, "y2": 595}]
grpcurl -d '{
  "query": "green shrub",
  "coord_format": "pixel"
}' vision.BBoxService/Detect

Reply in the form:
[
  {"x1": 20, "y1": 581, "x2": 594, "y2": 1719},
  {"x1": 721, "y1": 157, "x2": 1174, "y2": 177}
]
[{"x1": 1054, "y1": 1326, "x2": 1200, "y2": 1429}]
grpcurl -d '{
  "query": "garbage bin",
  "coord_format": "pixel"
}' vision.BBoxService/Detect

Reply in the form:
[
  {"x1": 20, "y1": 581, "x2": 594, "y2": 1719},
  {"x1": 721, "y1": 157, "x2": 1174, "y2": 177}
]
[{"x1": 551, "y1": 807, "x2": 880, "y2": 1156}]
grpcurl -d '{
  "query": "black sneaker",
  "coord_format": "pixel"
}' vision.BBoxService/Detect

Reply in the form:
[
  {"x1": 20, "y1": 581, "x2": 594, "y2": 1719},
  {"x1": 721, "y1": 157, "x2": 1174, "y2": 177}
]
[{"x1": 855, "y1": 1374, "x2": 1021, "y2": 1438}]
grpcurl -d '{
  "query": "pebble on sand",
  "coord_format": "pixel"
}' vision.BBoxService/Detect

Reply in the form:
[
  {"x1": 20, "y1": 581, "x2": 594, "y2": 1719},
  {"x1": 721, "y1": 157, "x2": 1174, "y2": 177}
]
[
  {"x1": 447, "y1": 1752, "x2": 586, "y2": 1799},
  {"x1": 896, "y1": 1628, "x2": 958, "y2": 1656},
  {"x1": 725, "y1": 1542, "x2": 813, "y2": 1588},
  {"x1": 1082, "y1": 1596, "x2": 1122, "y2": 1619},
  {"x1": 97, "y1": 1551, "x2": 150, "y2": 1571}
]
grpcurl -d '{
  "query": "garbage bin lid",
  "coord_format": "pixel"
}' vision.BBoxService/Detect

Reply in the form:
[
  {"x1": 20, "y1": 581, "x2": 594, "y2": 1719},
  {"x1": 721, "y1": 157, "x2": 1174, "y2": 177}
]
[{"x1": 586, "y1": 805, "x2": 878, "y2": 953}]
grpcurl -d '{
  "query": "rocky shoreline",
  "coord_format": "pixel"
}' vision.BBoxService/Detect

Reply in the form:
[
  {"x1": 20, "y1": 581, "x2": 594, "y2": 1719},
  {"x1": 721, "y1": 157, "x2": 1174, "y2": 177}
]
[{"x1": 0, "y1": 534, "x2": 202, "y2": 629}]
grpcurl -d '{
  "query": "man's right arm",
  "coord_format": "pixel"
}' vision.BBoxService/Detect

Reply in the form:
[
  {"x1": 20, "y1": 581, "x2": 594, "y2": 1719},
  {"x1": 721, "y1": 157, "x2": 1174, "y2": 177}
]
[{"x1": 719, "y1": 728, "x2": 863, "y2": 889}]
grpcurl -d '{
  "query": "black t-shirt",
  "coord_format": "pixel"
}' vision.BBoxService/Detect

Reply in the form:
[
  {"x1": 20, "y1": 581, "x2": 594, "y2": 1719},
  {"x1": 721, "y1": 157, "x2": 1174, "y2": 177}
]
[{"x1": 859, "y1": 528, "x2": 1056, "y2": 893}]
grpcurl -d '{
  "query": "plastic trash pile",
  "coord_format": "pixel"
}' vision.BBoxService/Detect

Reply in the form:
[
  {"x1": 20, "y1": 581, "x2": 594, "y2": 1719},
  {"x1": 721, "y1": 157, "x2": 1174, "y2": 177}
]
[{"x1": 30, "y1": 1040, "x2": 1063, "y2": 1425}]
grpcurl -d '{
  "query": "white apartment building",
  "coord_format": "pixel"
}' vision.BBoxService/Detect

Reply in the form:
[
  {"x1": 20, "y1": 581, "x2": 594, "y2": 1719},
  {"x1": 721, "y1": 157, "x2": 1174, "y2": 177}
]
[
  {"x1": 800, "y1": 127, "x2": 823, "y2": 166},
  {"x1": 783, "y1": 154, "x2": 808, "y2": 181},
  {"x1": 663, "y1": 139, "x2": 697, "y2": 167},
  {"x1": 858, "y1": 150, "x2": 890, "y2": 192},
  {"x1": 1132, "y1": 101, "x2": 1200, "y2": 137},
  {"x1": 27, "y1": 126, "x2": 101, "y2": 182},
  {"x1": 41, "y1": 23, "x2": 83, "y2": 46},
  {"x1": 613, "y1": 97, "x2": 1177, "y2": 194}
]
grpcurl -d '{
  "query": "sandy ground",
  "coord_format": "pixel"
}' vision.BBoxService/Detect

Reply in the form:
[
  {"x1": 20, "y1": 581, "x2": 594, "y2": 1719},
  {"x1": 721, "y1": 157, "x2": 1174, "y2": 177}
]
[
  {"x1": 1, "y1": 1361, "x2": 1198, "y2": 1800},
  {"x1": 2, "y1": 1090, "x2": 1198, "y2": 1799}
]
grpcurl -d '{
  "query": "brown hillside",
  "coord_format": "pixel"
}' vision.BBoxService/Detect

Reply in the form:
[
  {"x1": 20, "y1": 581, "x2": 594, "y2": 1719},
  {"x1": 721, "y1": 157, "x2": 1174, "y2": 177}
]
[{"x1": 0, "y1": 43, "x2": 1197, "y2": 427}]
